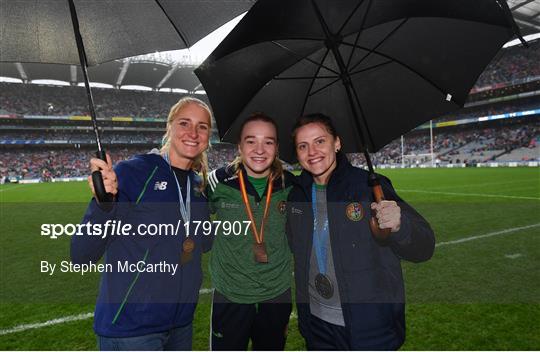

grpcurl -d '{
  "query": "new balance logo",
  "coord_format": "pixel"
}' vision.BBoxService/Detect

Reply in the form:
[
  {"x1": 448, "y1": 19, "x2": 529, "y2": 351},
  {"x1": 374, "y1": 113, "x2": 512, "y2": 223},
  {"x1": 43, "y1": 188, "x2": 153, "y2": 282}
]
[{"x1": 154, "y1": 181, "x2": 167, "y2": 190}]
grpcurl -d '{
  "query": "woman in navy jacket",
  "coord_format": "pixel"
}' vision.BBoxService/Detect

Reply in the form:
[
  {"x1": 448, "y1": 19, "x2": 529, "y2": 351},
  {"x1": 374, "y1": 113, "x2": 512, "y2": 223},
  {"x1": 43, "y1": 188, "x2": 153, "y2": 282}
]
[
  {"x1": 72, "y1": 97, "x2": 212, "y2": 350},
  {"x1": 286, "y1": 113, "x2": 435, "y2": 350}
]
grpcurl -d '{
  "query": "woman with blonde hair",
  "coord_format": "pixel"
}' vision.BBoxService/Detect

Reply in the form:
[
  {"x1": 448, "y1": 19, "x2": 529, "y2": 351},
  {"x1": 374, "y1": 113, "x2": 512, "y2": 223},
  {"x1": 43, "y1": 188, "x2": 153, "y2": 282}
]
[
  {"x1": 72, "y1": 96, "x2": 213, "y2": 350},
  {"x1": 207, "y1": 112, "x2": 294, "y2": 350}
]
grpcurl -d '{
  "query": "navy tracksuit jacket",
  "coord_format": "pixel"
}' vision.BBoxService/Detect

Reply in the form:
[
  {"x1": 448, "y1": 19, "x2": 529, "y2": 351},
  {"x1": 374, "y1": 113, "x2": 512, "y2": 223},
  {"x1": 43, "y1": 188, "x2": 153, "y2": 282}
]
[
  {"x1": 71, "y1": 153, "x2": 211, "y2": 337},
  {"x1": 286, "y1": 152, "x2": 435, "y2": 350}
]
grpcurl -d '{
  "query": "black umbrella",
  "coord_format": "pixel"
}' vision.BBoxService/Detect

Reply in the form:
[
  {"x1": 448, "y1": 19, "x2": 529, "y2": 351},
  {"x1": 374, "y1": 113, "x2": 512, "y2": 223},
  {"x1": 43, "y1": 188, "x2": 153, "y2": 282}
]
[
  {"x1": 0, "y1": 0, "x2": 253, "y2": 203},
  {"x1": 195, "y1": 0, "x2": 525, "y2": 238}
]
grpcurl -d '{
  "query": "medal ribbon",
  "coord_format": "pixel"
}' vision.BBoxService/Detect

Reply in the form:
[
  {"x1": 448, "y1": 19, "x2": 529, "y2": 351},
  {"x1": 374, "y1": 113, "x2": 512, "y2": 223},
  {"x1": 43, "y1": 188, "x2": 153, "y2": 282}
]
[
  {"x1": 164, "y1": 153, "x2": 191, "y2": 236},
  {"x1": 312, "y1": 184, "x2": 329, "y2": 275},
  {"x1": 238, "y1": 171, "x2": 273, "y2": 244}
]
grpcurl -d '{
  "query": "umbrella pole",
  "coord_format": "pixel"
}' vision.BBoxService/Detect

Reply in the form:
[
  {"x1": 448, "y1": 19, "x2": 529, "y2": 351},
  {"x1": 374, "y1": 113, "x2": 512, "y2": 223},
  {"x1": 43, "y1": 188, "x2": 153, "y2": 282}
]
[
  {"x1": 68, "y1": 0, "x2": 113, "y2": 206},
  {"x1": 311, "y1": 0, "x2": 391, "y2": 240},
  {"x1": 334, "y1": 53, "x2": 392, "y2": 239}
]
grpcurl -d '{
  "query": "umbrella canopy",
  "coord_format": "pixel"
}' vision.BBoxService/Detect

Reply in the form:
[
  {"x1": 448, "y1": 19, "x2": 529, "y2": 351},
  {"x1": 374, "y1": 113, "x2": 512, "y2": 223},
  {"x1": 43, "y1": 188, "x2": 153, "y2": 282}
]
[
  {"x1": 0, "y1": 0, "x2": 253, "y2": 65},
  {"x1": 0, "y1": 0, "x2": 254, "y2": 204},
  {"x1": 195, "y1": 0, "x2": 522, "y2": 163}
]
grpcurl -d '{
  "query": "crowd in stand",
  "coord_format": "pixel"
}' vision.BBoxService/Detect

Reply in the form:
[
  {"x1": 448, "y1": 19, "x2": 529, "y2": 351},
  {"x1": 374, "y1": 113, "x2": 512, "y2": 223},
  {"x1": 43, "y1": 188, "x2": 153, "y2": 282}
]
[
  {"x1": 436, "y1": 96, "x2": 539, "y2": 122},
  {"x1": 467, "y1": 80, "x2": 540, "y2": 103},
  {"x1": 482, "y1": 124, "x2": 537, "y2": 155},
  {"x1": 347, "y1": 119, "x2": 539, "y2": 167},
  {"x1": 474, "y1": 40, "x2": 540, "y2": 88},
  {"x1": 1, "y1": 40, "x2": 538, "y2": 119},
  {"x1": 2, "y1": 119, "x2": 538, "y2": 181},
  {"x1": 0, "y1": 148, "x2": 137, "y2": 180},
  {"x1": 0, "y1": 130, "x2": 163, "y2": 144},
  {"x1": 0, "y1": 145, "x2": 240, "y2": 181},
  {"x1": 0, "y1": 83, "x2": 185, "y2": 118},
  {"x1": 348, "y1": 127, "x2": 489, "y2": 166},
  {"x1": 207, "y1": 144, "x2": 237, "y2": 170},
  {"x1": 1, "y1": 39, "x2": 539, "y2": 181}
]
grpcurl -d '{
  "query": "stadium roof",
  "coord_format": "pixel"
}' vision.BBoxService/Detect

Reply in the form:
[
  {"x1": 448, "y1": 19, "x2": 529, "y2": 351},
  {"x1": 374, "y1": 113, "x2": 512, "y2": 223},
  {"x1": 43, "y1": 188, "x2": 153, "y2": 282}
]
[
  {"x1": 508, "y1": 0, "x2": 540, "y2": 35},
  {"x1": 0, "y1": 60, "x2": 202, "y2": 91}
]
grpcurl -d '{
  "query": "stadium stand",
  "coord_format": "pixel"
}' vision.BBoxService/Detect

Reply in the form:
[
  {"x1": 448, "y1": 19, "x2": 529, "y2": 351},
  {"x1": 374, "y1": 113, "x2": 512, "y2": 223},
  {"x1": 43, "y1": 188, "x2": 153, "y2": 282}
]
[
  {"x1": 473, "y1": 39, "x2": 540, "y2": 89},
  {"x1": 0, "y1": 82, "x2": 188, "y2": 118},
  {"x1": 347, "y1": 117, "x2": 539, "y2": 168},
  {"x1": 0, "y1": 145, "x2": 240, "y2": 182},
  {"x1": 1, "y1": 39, "x2": 539, "y2": 182},
  {"x1": 2, "y1": 116, "x2": 537, "y2": 182},
  {"x1": 497, "y1": 144, "x2": 540, "y2": 161},
  {"x1": 436, "y1": 96, "x2": 539, "y2": 122},
  {"x1": 0, "y1": 147, "x2": 136, "y2": 181},
  {"x1": 0, "y1": 40, "x2": 538, "y2": 119},
  {"x1": 0, "y1": 131, "x2": 163, "y2": 144}
]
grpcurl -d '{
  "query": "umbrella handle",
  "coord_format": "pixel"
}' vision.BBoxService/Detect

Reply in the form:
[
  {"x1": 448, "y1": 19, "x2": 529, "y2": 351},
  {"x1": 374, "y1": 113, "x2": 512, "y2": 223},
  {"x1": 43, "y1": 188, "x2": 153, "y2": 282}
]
[
  {"x1": 92, "y1": 150, "x2": 114, "y2": 211},
  {"x1": 369, "y1": 180, "x2": 392, "y2": 241}
]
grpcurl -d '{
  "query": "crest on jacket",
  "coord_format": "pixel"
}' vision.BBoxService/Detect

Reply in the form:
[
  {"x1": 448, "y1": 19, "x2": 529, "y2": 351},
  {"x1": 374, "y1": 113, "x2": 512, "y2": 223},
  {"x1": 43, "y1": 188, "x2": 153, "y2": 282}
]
[{"x1": 346, "y1": 202, "x2": 364, "y2": 221}]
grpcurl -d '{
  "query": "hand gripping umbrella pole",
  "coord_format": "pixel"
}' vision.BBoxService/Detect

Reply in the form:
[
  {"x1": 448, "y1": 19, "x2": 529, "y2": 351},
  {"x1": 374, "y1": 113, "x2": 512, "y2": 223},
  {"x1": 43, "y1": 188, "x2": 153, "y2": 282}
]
[
  {"x1": 311, "y1": 0, "x2": 391, "y2": 240},
  {"x1": 68, "y1": 0, "x2": 114, "y2": 207}
]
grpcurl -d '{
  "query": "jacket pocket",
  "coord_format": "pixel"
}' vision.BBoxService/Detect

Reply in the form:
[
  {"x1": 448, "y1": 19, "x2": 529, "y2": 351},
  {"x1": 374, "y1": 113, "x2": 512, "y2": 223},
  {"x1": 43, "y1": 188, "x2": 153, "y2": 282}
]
[
  {"x1": 346, "y1": 302, "x2": 404, "y2": 350},
  {"x1": 342, "y1": 269, "x2": 403, "y2": 304}
]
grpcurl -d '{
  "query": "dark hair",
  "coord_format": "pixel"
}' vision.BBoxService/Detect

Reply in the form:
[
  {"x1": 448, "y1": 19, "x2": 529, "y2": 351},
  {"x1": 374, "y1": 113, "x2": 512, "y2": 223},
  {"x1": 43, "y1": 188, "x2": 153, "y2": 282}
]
[
  {"x1": 291, "y1": 113, "x2": 339, "y2": 144},
  {"x1": 237, "y1": 112, "x2": 280, "y2": 143}
]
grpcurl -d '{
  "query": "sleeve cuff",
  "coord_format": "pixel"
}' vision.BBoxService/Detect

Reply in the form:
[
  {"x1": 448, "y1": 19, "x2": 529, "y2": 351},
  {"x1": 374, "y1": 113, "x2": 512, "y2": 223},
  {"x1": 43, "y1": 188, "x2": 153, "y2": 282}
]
[
  {"x1": 84, "y1": 198, "x2": 117, "y2": 223},
  {"x1": 390, "y1": 214, "x2": 412, "y2": 245}
]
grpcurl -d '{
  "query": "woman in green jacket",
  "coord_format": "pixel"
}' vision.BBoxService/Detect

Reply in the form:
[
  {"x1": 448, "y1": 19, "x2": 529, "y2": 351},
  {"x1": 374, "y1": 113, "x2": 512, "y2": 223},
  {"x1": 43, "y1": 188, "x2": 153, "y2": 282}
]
[{"x1": 207, "y1": 113, "x2": 294, "y2": 350}]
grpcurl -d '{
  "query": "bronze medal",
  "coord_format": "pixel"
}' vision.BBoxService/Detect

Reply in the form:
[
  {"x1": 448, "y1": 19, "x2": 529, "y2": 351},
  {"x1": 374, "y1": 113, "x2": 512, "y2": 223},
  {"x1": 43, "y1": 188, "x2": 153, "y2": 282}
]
[
  {"x1": 253, "y1": 242, "x2": 268, "y2": 263},
  {"x1": 183, "y1": 238, "x2": 195, "y2": 253},
  {"x1": 180, "y1": 238, "x2": 195, "y2": 265},
  {"x1": 180, "y1": 251, "x2": 193, "y2": 265},
  {"x1": 315, "y1": 273, "x2": 334, "y2": 299},
  {"x1": 238, "y1": 171, "x2": 274, "y2": 264}
]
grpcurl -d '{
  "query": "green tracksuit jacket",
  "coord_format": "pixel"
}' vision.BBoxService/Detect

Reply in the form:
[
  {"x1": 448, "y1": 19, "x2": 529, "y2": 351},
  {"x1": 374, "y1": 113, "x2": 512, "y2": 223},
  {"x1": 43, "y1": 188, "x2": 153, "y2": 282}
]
[{"x1": 207, "y1": 164, "x2": 294, "y2": 303}]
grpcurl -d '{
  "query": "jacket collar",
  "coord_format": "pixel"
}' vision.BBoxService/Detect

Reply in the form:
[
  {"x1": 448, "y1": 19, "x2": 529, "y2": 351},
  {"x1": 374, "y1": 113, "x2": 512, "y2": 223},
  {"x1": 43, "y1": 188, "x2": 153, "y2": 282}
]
[
  {"x1": 294, "y1": 151, "x2": 353, "y2": 199},
  {"x1": 227, "y1": 163, "x2": 291, "y2": 201},
  {"x1": 155, "y1": 152, "x2": 199, "y2": 180}
]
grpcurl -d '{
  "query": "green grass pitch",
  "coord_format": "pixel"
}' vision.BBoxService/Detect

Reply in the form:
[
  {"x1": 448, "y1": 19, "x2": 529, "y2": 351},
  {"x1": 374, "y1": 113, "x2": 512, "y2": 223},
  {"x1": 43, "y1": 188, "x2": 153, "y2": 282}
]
[{"x1": 1, "y1": 167, "x2": 539, "y2": 350}]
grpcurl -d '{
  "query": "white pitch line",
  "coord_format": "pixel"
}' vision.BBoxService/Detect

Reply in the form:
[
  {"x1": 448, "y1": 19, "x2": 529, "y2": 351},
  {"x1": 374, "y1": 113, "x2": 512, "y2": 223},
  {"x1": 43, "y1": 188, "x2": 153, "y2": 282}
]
[
  {"x1": 4, "y1": 221, "x2": 539, "y2": 336},
  {"x1": 397, "y1": 188, "x2": 540, "y2": 201},
  {"x1": 0, "y1": 313, "x2": 93, "y2": 336},
  {"x1": 0, "y1": 288, "x2": 215, "y2": 336},
  {"x1": 0, "y1": 185, "x2": 24, "y2": 192},
  {"x1": 436, "y1": 223, "x2": 540, "y2": 247},
  {"x1": 428, "y1": 179, "x2": 532, "y2": 191},
  {"x1": 504, "y1": 253, "x2": 523, "y2": 259}
]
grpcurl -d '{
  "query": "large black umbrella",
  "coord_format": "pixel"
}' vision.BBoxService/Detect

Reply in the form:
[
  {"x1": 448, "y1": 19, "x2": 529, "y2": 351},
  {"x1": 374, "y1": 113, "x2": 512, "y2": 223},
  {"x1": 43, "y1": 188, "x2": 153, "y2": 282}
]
[
  {"x1": 0, "y1": 0, "x2": 253, "y2": 203},
  {"x1": 195, "y1": 0, "x2": 525, "y2": 237},
  {"x1": 196, "y1": 0, "x2": 526, "y2": 161}
]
